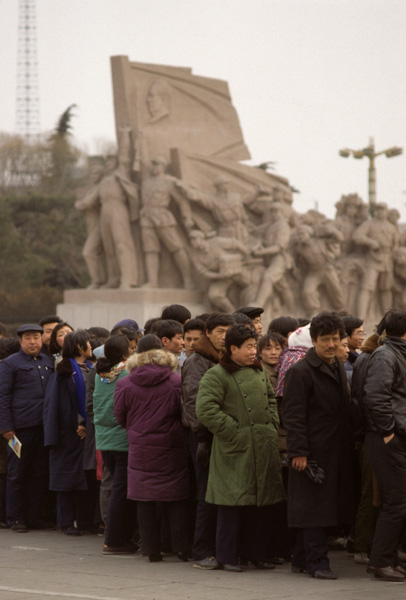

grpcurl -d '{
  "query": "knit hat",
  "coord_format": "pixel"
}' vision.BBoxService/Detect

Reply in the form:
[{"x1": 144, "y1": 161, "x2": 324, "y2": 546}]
[
  {"x1": 112, "y1": 319, "x2": 144, "y2": 333},
  {"x1": 288, "y1": 324, "x2": 313, "y2": 349}
]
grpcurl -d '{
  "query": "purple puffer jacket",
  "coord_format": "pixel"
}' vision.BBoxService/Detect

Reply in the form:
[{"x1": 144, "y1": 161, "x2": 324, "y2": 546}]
[{"x1": 114, "y1": 349, "x2": 189, "y2": 502}]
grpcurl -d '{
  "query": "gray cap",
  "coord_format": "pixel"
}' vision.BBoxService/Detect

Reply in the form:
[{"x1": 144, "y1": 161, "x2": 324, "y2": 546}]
[{"x1": 17, "y1": 324, "x2": 43, "y2": 336}]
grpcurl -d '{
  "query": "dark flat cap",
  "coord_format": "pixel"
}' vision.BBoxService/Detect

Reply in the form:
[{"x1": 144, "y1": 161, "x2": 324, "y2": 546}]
[
  {"x1": 17, "y1": 324, "x2": 43, "y2": 335},
  {"x1": 236, "y1": 306, "x2": 264, "y2": 319}
]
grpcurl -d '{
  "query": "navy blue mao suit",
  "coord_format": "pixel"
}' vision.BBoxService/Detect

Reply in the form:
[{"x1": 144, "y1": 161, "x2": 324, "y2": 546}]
[{"x1": 0, "y1": 349, "x2": 54, "y2": 526}]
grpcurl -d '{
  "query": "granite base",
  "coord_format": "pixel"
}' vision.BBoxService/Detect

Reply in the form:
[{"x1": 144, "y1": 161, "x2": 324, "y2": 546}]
[{"x1": 57, "y1": 288, "x2": 207, "y2": 330}]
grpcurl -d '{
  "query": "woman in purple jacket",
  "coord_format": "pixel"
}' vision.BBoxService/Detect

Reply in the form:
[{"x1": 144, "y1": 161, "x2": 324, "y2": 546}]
[{"x1": 114, "y1": 339, "x2": 189, "y2": 562}]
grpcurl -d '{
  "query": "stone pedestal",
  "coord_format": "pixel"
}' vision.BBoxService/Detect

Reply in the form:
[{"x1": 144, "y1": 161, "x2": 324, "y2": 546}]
[{"x1": 57, "y1": 288, "x2": 207, "y2": 330}]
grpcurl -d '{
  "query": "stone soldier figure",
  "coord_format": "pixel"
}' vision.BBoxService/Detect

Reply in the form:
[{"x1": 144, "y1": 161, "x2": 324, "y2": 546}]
[
  {"x1": 189, "y1": 230, "x2": 250, "y2": 313},
  {"x1": 253, "y1": 202, "x2": 294, "y2": 311},
  {"x1": 388, "y1": 208, "x2": 401, "y2": 248},
  {"x1": 291, "y1": 223, "x2": 345, "y2": 318},
  {"x1": 353, "y1": 202, "x2": 398, "y2": 318},
  {"x1": 181, "y1": 176, "x2": 251, "y2": 243},
  {"x1": 334, "y1": 194, "x2": 364, "y2": 256},
  {"x1": 140, "y1": 156, "x2": 194, "y2": 289},
  {"x1": 334, "y1": 194, "x2": 367, "y2": 314},
  {"x1": 74, "y1": 162, "x2": 113, "y2": 289},
  {"x1": 271, "y1": 186, "x2": 299, "y2": 229},
  {"x1": 99, "y1": 141, "x2": 139, "y2": 288},
  {"x1": 86, "y1": 127, "x2": 139, "y2": 289},
  {"x1": 393, "y1": 248, "x2": 406, "y2": 310}
]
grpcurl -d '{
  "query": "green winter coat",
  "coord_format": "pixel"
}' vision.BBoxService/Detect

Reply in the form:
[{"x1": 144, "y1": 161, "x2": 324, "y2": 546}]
[
  {"x1": 93, "y1": 366, "x2": 129, "y2": 452},
  {"x1": 196, "y1": 357, "x2": 286, "y2": 507}
]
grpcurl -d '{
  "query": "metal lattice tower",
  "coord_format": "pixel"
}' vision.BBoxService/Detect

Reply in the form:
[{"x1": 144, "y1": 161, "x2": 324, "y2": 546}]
[{"x1": 15, "y1": 0, "x2": 40, "y2": 139}]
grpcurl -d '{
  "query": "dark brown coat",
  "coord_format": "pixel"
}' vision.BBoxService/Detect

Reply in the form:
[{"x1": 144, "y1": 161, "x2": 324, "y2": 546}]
[{"x1": 181, "y1": 334, "x2": 221, "y2": 440}]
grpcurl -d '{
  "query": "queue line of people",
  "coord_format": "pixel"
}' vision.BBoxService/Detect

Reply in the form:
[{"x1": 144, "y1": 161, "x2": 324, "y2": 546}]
[{"x1": 0, "y1": 305, "x2": 406, "y2": 583}]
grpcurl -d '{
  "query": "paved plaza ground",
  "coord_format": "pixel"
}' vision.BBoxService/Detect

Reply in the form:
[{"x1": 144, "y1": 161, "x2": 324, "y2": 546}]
[{"x1": 0, "y1": 529, "x2": 405, "y2": 600}]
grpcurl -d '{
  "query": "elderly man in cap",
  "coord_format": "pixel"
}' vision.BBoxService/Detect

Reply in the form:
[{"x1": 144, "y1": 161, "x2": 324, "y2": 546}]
[{"x1": 0, "y1": 324, "x2": 54, "y2": 531}]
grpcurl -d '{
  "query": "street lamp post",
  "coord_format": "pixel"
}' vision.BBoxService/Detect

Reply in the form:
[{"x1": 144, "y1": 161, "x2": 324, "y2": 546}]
[{"x1": 339, "y1": 137, "x2": 403, "y2": 216}]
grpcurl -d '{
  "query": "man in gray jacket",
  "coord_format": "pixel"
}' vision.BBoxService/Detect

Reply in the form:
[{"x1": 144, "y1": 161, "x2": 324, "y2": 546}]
[{"x1": 363, "y1": 309, "x2": 406, "y2": 582}]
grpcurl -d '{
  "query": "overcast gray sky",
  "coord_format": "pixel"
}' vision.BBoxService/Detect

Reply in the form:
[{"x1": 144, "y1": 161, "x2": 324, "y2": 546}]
[{"x1": 1, "y1": 0, "x2": 405, "y2": 218}]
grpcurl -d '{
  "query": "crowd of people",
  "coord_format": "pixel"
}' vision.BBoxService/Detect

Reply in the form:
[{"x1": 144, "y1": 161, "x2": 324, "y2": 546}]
[{"x1": 0, "y1": 304, "x2": 406, "y2": 582}]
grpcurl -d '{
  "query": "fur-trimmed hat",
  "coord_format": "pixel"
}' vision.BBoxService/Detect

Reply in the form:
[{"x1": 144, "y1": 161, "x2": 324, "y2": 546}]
[{"x1": 125, "y1": 348, "x2": 178, "y2": 373}]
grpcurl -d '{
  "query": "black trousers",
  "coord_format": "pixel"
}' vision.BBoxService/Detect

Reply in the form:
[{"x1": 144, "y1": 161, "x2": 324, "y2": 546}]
[
  {"x1": 216, "y1": 505, "x2": 270, "y2": 565},
  {"x1": 188, "y1": 430, "x2": 217, "y2": 560},
  {"x1": 292, "y1": 527, "x2": 329, "y2": 573},
  {"x1": 102, "y1": 450, "x2": 136, "y2": 547},
  {"x1": 6, "y1": 425, "x2": 48, "y2": 526},
  {"x1": 137, "y1": 500, "x2": 189, "y2": 556},
  {"x1": 267, "y1": 499, "x2": 292, "y2": 560},
  {"x1": 354, "y1": 443, "x2": 377, "y2": 553},
  {"x1": 56, "y1": 489, "x2": 90, "y2": 528},
  {"x1": 56, "y1": 470, "x2": 98, "y2": 529},
  {"x1": 365, "y1": 432, "x2": 406, "y2": 568}
]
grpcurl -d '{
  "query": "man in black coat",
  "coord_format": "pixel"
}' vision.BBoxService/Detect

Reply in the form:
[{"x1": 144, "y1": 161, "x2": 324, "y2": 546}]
[
  {"x1": 363, "y1": 309, "x2": 406, "y2": 582},
  {"x1": 283, "y1": 311, "x2": 355, "y2": 580}
]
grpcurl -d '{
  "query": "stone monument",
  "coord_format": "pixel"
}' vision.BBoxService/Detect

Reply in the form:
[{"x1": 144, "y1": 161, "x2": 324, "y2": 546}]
[
  {"x1": 59, "y1": 57, "x2": 292, "y2": 328},
  {"x1": 59, "y1": 57, "x2": 404, "y2": 328}
]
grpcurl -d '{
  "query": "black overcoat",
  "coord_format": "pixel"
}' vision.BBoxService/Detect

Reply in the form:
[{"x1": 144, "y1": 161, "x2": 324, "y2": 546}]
[
  {"x1": 43, "y1": 360, "x2": 87, "y2": 492},
  {"x1": 283, "y1": 348, "x2": 355, "y2": 528}
]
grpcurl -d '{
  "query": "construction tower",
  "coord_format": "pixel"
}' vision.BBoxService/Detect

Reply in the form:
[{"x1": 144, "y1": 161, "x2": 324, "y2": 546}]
[{"x1": 15, "y1": 0, "x2": 40, "y2": 139}]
